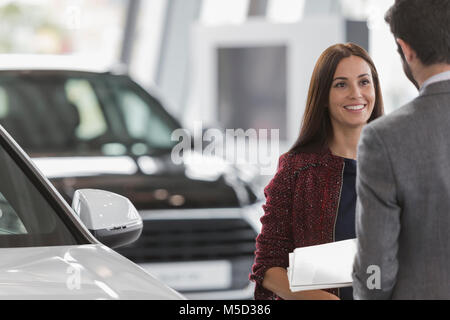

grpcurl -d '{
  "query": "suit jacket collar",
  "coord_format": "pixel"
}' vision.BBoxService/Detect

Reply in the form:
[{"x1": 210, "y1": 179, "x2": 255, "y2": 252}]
[{"x1": 419, "y1": 79, "x2": 450, "y2": 98}]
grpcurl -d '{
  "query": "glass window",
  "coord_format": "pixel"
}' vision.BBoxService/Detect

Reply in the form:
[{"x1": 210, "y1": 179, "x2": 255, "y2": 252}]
[
  {"x1": 0, "y1": 140, "x2": 80, "y2": 247},
  {"x1": 218, "y1": 46, "x2": 287, "y2": 140},
  {"x1": 65, "y1": 79, "x2": 107, "y2": 140},
  {"x1": 0, "y1": 87, "x2": 8, "y2": 119},
  {"x1": 0, "y1": 0, "x2": 127, "y2": 66},
  {"x1": 0, "y1": 73, "x2": 179, "y2": 156},
  {"x1": 0, "y1": 75, "x2": 91, "y2": 151},
  {"x1": 116, "y1": 88, "x2": 176, "y2": 150},
  {"x1": 0, "y1": 193, "x2": 27, "y2": 235}
]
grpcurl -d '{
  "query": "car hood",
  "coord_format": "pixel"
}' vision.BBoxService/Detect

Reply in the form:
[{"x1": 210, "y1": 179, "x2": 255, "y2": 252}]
[
  {"x1": 0, "y1": 244, "x2": 185, "y2": 300},
  {"x1": 31, "y1": 153, "x2": 256, "y2": 210}
]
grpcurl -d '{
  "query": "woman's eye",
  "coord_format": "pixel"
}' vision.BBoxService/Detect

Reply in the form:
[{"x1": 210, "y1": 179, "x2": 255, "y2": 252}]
[
  {"x1": 360, "y1": 79, "x2": 371, "y2": 86},
  {"x1": 335, "y1": 82, "x2": 346, "y2": 88}
]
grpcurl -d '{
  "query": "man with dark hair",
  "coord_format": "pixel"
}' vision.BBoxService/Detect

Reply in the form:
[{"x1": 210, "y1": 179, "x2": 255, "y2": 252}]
[{"x1": 352, "y1": 0, "x2": 450, "y2": 299}]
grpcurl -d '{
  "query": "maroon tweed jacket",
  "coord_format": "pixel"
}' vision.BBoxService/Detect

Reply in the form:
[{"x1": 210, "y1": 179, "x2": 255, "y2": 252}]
[{"x1": 250, "y1": 148, "x2": 346, "y2": 300}]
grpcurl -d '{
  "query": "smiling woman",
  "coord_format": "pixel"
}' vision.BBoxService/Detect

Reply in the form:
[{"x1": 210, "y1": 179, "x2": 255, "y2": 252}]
[{"x1": 250, "y1": 43, "x2": 384, "y2": 300}]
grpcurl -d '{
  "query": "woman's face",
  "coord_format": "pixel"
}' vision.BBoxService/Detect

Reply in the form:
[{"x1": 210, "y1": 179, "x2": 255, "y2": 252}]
[{"x1": 328, "y1": 55, "x2": 376, "y2": 130}]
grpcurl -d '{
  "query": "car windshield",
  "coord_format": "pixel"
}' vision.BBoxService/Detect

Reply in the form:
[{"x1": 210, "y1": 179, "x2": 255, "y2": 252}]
[
  {"x1": 0, "y1": 137, "x2": 82, "y2": 247},
  {"x1": 0, "y1": 72, "x2": 180, "y2": 156}
]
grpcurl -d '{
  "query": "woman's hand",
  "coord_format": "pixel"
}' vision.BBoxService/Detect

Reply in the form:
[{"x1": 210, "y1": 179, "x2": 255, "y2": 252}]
[{"x1": 262, "y1": 267, "x2": 341, "y2": 300}]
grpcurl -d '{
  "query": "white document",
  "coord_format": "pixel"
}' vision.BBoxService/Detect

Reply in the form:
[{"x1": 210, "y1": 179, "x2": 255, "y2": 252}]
[{"x1": 288, "y1": 238, "x2": 357, "y2": 292}]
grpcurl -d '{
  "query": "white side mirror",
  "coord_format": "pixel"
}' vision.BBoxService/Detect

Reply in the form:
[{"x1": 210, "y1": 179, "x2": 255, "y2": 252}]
[{"x1": 72, "y1": 189, "x2": 143, "y2": 248}]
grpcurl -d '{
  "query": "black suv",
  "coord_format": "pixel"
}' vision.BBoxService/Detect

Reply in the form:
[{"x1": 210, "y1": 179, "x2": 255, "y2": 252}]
[{"x1": 0, "y1": 61, "x2": 263, "y2": 299}]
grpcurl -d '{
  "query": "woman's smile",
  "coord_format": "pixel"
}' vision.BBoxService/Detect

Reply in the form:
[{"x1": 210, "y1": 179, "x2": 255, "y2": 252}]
[{"x1": 343, "y1": 103, "x2": 367, "y2": 112}]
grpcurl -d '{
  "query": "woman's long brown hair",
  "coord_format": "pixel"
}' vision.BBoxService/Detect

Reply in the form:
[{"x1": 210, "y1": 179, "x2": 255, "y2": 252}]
[{"x1": 289, "y1": 43, "x2": 384, "y2": 154}]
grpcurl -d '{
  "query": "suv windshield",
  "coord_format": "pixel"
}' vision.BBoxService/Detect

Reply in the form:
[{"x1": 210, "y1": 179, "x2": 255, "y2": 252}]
[
  {"x1": 0, "y1": 136, "x2": 82, "y2": 247},
  {"x1": 0, "y1": 72, "x2": 180, "y2": 156}
]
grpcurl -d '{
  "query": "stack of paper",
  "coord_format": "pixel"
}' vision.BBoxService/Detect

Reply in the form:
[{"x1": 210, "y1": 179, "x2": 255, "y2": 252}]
[{"x1": 288, "y1": 238, "x2": 357, "y2": 292}]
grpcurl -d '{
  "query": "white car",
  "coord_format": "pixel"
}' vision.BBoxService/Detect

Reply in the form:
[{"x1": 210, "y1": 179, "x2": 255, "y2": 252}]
[
  {"x1": 0, "y1": 54, "x2": 264, "y2": 299},
  {"x1": 0, "y1": 125, "x2": 185, "y2": 300}
]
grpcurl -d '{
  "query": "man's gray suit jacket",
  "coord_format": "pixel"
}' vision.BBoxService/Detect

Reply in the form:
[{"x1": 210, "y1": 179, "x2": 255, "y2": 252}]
[{"x1": 353, "y1": 79, "x2": 450, "y2": 299}]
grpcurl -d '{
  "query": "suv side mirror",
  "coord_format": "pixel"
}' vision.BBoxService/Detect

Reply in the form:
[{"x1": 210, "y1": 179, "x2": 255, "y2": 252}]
[{"x1": 72, "y1": 189, "x2": 143, "y2": 249}]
